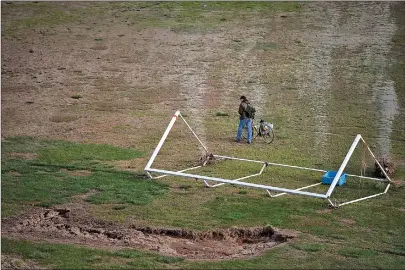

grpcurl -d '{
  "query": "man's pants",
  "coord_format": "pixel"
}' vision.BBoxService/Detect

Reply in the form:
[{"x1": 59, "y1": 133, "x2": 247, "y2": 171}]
[{"x1": 236, "y1": 118, "x2": 252, "y2": 143}]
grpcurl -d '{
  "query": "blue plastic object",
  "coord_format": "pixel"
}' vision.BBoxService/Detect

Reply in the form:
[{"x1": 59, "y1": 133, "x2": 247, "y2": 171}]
[{"x1": 322, "y1": 170, "x2": 347, "y2": 186}]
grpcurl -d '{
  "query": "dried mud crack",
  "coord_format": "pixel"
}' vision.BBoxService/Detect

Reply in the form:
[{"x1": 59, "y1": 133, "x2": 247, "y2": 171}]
[{"x1": 1, "y1": 207, "x2": 295, "y2": 260}]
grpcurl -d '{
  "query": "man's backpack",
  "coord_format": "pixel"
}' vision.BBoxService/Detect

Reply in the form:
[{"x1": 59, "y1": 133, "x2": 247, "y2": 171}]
[{"x1": 245, "y1": 103, "x2": 256, "y2": 119}]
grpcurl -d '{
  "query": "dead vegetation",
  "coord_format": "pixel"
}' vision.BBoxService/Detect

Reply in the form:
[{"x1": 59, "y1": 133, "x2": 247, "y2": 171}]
[{"x1": 375, "y1": 157, "x2": 395, "y2": 178}]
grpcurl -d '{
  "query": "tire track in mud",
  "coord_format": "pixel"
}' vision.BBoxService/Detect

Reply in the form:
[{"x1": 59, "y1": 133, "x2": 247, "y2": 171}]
[{"x1": 1, "y1": 206, "x2": 296, "y2": 260}]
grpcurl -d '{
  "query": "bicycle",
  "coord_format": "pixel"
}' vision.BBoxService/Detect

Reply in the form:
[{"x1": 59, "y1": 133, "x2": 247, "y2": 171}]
[{"x1": 240, "y1": 118, "x2": 275, "y2": 144}]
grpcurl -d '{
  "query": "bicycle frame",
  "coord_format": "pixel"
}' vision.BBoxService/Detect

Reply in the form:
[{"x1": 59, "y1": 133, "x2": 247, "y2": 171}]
[{"x1": 242, "y1": 118, "x2": 274, "y2": 143}]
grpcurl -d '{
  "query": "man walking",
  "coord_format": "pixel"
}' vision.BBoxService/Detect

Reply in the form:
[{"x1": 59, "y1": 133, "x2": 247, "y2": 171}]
[{"x1": 236, "y1": 95, "x2": 254, "y2": 144}]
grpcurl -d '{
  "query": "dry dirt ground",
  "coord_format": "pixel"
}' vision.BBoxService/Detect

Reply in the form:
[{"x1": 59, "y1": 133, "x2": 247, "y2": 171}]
[{"x1": 1, "y1": 2, "x2": 311, "y2": 150}]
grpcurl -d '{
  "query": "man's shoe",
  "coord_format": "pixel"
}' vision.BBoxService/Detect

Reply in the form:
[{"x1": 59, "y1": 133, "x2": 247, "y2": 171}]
[
  {"x1": 234, "y1": 139, "x2": 241, "y2": 143},
  {"x1": 247, "y1": 141, "x2": 252, "y2": 144}
]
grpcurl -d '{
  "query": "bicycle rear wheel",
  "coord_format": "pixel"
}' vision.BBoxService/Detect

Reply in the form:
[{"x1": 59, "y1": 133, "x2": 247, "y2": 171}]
[{"x1": 262, "y1": 128, "x2": 274, "y2": 144}]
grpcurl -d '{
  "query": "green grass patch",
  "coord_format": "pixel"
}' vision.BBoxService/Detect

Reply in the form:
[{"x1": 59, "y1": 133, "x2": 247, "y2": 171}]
[
  {"x1": 192, "y1": 1, "x2": 302, "y2": 12},
  {"x1": 85, "y1": 174, "x2": 167, "y2": 205},
  {"x1": 1, "y1": 238, "x2": 182, "y2": 269},
  {"x1": 112, "y1": 205, "x2": 127, "y2": 211},
  {"x1": 204, "y1": 196, "x2": 320, "y2": 228},
  {"x1": 255, "y1": 41, "x2": 279, "y2": 51},
  {"x1": 292, "y1": 243, "x2": 324, "y2": 252},
  {"x1": 156, "y1": 255, "x2": 184, "y2": 264},
  {"x1": 1, "y1": 137, "x2": 167, "y2": 215},
  {"x1": 2, "y1": 158, "x2": 167, "y2": 210},
  {"x1": 178, "y1": 184, "x2": 192, "y2": 190},
  {"x1": 37, "y1": 142, "x2": 142, "y2": 164},
  {"x1": 2, "y1": 1, "x2": 303, "y2": 38},
  {"x1": 215, "y1": 111, "x2": 229, "y2": 117},
  {"x1": 112, "y1": 249, "x2": 143, "y2": 259},
  {"x1": 2, "y1": 136, "x2": 142, "y2": 165},
  {"x1": 2, "y1": 2, "x2": 82, "y2": 38},
  {"x1": 338, "y1": 247, "x2": 377, "y2": 258}
]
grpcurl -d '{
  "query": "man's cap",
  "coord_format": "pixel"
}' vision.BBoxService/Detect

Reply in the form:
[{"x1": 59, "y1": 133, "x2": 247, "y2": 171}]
[{"x1": 240, "y1": 95, "x2": 247, "y2": 100}]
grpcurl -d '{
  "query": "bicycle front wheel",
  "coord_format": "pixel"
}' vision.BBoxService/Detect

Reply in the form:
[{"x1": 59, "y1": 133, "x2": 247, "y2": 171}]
[
  {"x1": 242, "y1": 126, "x2": 257, "y2": 140},
  {"x1": 262, "y1": 129, "x2": 274, "y2": 144}
]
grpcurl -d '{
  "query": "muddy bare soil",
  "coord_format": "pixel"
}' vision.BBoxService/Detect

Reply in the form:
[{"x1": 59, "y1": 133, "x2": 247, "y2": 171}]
[{"x1": 2, "y1": 204, "x2": 295, "y2": 260}]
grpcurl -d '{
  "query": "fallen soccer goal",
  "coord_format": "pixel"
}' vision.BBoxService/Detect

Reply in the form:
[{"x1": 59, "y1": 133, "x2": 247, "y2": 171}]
[{"x1": 144, "y1": 110, "x2": 392, "y2": 208}]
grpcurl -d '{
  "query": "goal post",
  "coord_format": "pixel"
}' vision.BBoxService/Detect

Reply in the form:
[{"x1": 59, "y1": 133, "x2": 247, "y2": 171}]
[
  {"x1": 144, "y1": 110, "x2": 392, "y2": 208},
  {"x1": 325, "y1": 134, "x2": 363, "y2": 198},
  {"x1": 144, "y1": 110, "x2": 209, "y2": 179},
  {"x1": 326, "y1": 134, "x2": 392, "y2": 207},
  {"x1": 144, "y1": 111, "x2": 181, "y2": 174}
]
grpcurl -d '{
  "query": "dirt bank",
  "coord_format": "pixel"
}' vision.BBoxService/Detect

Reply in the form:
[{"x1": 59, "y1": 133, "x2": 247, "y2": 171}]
[{"x1": 2, "y1": 204, "x2": 296, "y2": 260}]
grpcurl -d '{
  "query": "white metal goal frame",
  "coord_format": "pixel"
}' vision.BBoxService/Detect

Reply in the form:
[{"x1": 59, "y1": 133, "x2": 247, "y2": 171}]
[{"x1": 144, "y1": 110, "x2": 392, "y2": 208}]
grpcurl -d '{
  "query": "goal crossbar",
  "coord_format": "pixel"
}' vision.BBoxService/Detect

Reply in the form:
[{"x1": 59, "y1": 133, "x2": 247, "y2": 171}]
[{"x1": 146, "y1": 167, "x2": 328, "y2": 199}]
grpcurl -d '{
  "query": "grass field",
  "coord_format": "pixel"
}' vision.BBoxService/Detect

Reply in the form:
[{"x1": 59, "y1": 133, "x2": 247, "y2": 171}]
[
  {"x1": 2, "y1": 1, "x2": 405, "y2": 269},
  {"x1": 2, "y1": 135, "x2": 405, "y2": 269}
]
